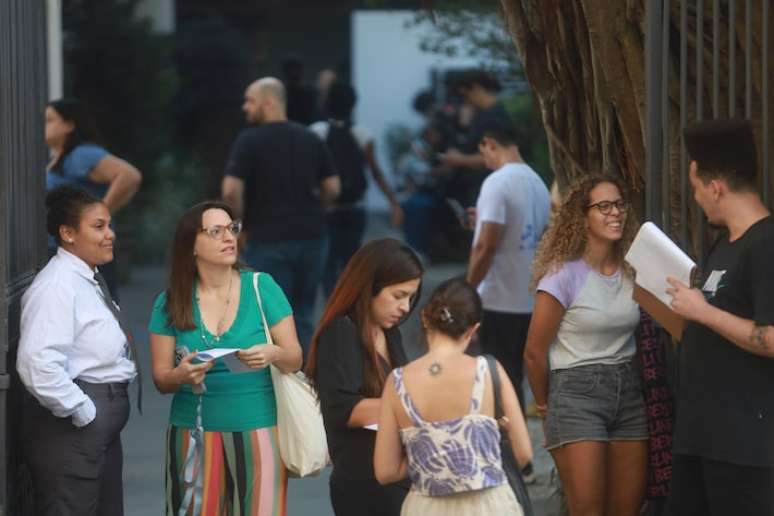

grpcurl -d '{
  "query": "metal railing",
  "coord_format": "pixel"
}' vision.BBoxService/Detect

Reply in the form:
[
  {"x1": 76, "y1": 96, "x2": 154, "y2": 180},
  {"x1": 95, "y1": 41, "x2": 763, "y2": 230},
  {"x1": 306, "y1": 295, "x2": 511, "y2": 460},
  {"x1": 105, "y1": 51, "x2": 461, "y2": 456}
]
[
  {"x1": 0, "y1": 1, "x2": 48, "y2": 514},
  {"x1": 645, "y1": 0, "x2": 772, "y2": 262}
]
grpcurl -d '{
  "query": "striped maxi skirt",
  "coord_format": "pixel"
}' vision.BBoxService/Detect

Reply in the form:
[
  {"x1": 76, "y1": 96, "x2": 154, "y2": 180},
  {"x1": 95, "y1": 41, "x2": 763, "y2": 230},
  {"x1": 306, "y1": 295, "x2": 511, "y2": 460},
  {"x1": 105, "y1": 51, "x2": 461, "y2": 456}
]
[{"x1": 166, "y1": 425, "x2": 287, "y2": 516}]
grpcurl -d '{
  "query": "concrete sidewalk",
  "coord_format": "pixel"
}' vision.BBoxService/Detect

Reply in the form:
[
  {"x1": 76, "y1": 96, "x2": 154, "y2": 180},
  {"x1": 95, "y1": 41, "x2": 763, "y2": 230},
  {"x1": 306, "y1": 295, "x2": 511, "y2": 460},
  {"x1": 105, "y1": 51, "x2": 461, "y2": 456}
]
[{"x1": 119, "y1": 215, "x2": 561, "y2": 515}]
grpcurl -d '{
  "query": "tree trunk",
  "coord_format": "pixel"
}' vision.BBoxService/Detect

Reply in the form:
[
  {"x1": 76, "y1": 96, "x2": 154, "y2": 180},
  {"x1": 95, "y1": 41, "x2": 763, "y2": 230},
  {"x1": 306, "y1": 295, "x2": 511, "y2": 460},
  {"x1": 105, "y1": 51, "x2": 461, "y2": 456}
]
[{"x1": 500, "y1": 0, "x2": 773, "y2": 228}]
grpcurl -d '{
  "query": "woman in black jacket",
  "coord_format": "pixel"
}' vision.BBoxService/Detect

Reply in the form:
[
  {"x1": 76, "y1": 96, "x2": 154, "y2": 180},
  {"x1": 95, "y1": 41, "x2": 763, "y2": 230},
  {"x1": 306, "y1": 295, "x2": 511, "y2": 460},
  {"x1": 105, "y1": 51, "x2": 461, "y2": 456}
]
[{"x1": 306, "y1": 238, "x2": 424, "y2": 516}]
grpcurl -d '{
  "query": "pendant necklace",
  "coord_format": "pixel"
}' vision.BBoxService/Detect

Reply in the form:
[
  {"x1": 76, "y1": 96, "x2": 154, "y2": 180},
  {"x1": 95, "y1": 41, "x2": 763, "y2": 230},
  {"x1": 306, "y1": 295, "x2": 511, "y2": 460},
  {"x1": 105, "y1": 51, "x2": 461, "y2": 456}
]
[{"x1": 199, "y1": 271, "x2": 233, "y2": 347}]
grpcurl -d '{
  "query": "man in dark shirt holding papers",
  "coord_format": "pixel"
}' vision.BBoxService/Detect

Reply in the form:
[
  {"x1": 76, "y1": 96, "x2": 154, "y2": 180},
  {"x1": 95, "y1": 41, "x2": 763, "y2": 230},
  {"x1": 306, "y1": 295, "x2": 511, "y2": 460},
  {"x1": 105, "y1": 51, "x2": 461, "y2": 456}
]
[{"x1": 664, "y1": 119, "x2": 774, "y2": 515}]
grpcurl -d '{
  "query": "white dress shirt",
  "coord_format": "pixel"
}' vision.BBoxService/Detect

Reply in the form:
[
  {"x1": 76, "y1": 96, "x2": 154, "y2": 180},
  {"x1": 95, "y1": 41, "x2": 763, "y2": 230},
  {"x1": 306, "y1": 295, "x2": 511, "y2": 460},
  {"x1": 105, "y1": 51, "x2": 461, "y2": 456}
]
[{"x1": 17, "y1": 248, "x2": 136, "y2": 427}]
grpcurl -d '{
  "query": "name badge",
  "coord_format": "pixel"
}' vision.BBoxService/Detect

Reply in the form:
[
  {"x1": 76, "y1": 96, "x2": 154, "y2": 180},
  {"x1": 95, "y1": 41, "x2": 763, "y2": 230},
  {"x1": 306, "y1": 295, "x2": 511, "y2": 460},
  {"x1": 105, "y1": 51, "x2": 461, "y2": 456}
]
[{"x1": 702, "y1": 270, "x2": 727, "y2": 296}]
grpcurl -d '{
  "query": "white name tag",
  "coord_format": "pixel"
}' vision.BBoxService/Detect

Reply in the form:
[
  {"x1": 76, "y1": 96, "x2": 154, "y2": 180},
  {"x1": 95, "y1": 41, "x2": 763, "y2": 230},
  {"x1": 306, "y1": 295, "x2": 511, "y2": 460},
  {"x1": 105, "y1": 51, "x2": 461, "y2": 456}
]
[{"x1": 702, "y1": 270, "x2": 727, "y2": 295}]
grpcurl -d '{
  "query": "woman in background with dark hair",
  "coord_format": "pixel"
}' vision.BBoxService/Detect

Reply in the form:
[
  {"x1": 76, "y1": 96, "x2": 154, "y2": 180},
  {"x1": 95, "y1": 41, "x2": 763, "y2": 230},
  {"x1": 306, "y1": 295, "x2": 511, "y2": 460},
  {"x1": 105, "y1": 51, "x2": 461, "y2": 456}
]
[
  {"x1": 305, "y1": 238, "x2": 424, "y2": 516},
  {"x1": 45, "y1": 98, "x2": 142, "y2": 296},
  {"x1": 148, "y1": 201, "x2": 302, "y2": 516},
  {"x1": 374, "y1": 278, "x2": 531, "y2": 515},
  {"x1": 18, "y1": 186, "x2": 137, "y2": 515}
]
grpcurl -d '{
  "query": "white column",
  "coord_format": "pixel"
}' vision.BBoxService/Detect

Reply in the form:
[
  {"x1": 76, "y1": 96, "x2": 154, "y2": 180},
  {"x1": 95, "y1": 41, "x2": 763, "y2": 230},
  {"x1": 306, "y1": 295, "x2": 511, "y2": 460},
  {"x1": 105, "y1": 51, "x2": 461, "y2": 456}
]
[{"x1": 46, "y1": 0, "x2": 63, "y2": 100}]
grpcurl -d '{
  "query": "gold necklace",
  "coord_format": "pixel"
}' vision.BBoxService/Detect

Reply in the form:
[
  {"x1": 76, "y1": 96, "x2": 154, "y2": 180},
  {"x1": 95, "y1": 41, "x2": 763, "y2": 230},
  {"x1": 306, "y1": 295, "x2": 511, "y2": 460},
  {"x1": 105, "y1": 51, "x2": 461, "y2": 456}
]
[{"x1": 199, "y1": 270, "x2": 233, "y2": 344}]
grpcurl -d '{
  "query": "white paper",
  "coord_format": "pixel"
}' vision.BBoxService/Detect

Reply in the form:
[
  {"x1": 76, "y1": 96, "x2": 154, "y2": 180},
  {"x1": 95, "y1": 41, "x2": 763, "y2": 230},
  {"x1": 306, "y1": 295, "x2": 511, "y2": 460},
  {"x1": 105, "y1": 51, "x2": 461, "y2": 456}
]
[
  {"x1": 625, "y1": 222, "x2": 696, "y2": 306},
  {"x1": 194, "y1": 348, "x2": 253, "y2": 374},
  {"x1": 364, "y1": 424, "x2": 378, "y2": 431},
  {"x1": 222, "y1": 353, "x2": 253, "y2": 374},
  {"x1": 195, "y1": 348, "x2": 240, "y2": 362}
]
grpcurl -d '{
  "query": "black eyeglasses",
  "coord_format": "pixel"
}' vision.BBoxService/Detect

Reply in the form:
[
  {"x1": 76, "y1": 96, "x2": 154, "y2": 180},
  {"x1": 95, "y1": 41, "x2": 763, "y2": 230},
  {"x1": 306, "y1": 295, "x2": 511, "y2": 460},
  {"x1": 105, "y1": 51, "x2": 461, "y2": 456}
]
[
  {"x1": 587, "y1": 199, "x2": 629, "y2": 215},
  {"x1": 200, "y1": 220, "x2": 242, "y2": 240}
]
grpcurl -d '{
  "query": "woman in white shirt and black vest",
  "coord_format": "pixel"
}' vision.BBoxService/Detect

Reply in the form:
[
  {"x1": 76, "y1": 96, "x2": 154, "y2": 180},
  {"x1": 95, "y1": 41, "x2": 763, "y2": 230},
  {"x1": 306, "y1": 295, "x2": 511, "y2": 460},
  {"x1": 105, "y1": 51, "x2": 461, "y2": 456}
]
[{"x1": 17, "y1": 186, "x2": 138, "y2": 516}]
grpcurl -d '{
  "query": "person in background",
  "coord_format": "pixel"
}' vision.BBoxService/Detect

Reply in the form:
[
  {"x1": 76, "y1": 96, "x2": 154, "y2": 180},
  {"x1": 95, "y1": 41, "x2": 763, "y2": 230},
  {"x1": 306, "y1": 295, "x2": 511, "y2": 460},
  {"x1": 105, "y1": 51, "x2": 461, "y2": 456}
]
[
  {"x1": 222, "y1": 77, "x2": 340, "y2": 355},
  {"x1": 398, "y1": 125, "x2": 450, "y2": 258},
  {"x1": 664, "y1": 119, "x2": 774, "y2": 516},
  {"x1": 316, "y1": 68, "x2": 338, "y2": 120},
  {"x1": 524, "y1": 175, "x2": 648, "y2": 516},
  {"x1": 310, "y1": 81, "x2": 404, "y2": 296},
  {"x1": 45, "y1": 98, "x2": 142, "y2": 298},
  {"x1": 18, "y1": 186, "x2": 138, "y2": 516},
  {"x1": 375, "y1": 278, "x2": 531, "y2": 515},
  {"x1": 411, "y1": 90, "x2": 458, "y2": 152},
  {"x1": 148, "y1": 201, "x2": 302, "y2": 516},
  {"x1": 305, "y1": 238, "x2": 424, "y2": 516},
  {"x1": 466, "y1": 120, "x2": 550, "y2": 483},
  {"x1": 439, "y1": 69, "x2": 514, "y2": 206}
]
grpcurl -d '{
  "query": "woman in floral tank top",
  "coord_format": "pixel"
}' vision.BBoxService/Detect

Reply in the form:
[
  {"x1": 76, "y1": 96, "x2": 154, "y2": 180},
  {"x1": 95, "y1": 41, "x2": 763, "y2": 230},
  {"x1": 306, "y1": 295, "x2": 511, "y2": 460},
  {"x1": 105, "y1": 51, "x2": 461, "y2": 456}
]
[{"x1": 375, "y1": 278, "x2": 533, "y2": 515}]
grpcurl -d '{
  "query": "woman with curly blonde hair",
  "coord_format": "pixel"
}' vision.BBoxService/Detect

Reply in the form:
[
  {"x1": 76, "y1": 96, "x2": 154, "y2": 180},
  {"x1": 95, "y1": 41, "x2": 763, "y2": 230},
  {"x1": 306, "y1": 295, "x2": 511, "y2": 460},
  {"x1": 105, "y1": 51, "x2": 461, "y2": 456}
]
[{"x1": 524, "y1": 175, "x2": 647, "y2": 516}]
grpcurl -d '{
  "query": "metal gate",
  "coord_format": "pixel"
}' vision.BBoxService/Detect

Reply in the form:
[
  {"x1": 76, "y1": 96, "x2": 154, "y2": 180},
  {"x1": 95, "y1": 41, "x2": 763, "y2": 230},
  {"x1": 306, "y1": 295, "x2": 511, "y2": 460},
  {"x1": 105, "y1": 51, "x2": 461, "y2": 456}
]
[
  {"x1": 645, "y1": 0, "x2": 773, "y2": 259},
  {"x1": 0, "y1": 1, "x2": 48, "y2": 514}
]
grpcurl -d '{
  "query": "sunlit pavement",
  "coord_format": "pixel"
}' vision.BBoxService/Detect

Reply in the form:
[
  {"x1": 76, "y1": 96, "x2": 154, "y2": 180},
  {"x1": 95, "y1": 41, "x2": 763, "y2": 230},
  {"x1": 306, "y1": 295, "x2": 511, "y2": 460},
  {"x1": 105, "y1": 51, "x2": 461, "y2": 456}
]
[{"x1": 120, "y1": 212, "x2": 561, "y2": 515}]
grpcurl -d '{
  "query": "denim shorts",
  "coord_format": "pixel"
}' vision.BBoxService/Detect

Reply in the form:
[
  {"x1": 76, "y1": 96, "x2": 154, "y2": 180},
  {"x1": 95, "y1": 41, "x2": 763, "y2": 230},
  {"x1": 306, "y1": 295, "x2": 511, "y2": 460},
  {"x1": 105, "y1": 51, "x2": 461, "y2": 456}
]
[{"x1": 544, "y1": 361, "x2": 648, "y2": 450}]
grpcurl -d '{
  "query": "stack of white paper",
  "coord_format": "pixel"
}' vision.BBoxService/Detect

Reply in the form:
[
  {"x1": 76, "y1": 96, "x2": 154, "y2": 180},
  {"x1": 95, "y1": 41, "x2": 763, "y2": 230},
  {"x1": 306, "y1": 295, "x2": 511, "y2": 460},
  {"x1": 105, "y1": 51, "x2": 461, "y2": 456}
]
[{"x1": 625, "y1": 221, "x2": 696, "y2": 304}]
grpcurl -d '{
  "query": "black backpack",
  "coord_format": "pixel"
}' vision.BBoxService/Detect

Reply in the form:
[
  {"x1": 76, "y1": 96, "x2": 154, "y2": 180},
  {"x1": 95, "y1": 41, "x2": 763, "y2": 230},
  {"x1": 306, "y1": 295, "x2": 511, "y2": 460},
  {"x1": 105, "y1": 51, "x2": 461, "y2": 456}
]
[{"x1": 325, "y1": 123, "x2": 368, "y2": 204}]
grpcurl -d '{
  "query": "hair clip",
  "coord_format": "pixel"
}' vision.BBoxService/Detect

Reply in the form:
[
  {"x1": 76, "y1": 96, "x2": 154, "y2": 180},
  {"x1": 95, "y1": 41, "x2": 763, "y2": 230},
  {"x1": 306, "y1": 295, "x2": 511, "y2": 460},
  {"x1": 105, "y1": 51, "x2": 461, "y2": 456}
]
[{"x1": 439, "y1": 307, "x2": 454, "y2": 324}]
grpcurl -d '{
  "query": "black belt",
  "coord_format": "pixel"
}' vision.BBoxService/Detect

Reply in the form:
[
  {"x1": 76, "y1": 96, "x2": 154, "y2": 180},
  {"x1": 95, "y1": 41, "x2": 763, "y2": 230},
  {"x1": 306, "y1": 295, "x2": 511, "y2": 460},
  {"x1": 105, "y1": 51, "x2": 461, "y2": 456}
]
[{"x1": 74, "y1": 378, "x2": 129, "y2": 397}]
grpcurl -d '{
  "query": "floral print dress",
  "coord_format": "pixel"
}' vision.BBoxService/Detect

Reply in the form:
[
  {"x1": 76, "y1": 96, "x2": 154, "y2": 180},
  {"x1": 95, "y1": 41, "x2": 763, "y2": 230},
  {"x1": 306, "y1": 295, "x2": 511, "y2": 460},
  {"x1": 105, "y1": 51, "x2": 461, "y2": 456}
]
[{"x1": 393, "y1": 356, "x2": 523, "y2": 516}]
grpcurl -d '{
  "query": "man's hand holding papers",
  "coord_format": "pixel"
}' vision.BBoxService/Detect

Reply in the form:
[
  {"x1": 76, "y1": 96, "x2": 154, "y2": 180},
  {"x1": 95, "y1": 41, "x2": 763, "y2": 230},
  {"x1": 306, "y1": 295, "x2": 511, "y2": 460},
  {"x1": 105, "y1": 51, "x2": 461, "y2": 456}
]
[
  {"x1": 665, "y1": 277, "x2": 711, "y2": 323},
  {"x1": 625, "y1": 222, "x2": 697, "y2": 340}
]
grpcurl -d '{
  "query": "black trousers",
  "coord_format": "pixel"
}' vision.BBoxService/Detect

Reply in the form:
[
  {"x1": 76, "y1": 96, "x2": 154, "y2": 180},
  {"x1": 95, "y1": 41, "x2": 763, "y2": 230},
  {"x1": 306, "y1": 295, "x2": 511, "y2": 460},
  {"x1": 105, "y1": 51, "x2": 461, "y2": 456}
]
[
  {"x1": 478, "y1": 310, "x2": 531, "y2": 411},
  {"x1": 322, "y1": 206, "x2": 367, "y2": 297},
  {"x1": 329, "y1": 477, "x2": 408, "y2": 516},
  {"x1": 664, "y1": 454, "x2": 774, "y2": 516},
  {"x1": 23, "y1": 381, "x2": 131, "y2": 516}
]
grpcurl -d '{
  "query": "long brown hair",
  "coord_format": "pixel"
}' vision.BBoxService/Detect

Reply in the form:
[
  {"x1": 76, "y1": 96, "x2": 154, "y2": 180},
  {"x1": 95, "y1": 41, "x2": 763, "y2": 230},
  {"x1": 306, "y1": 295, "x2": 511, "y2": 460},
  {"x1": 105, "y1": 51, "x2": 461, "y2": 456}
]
[
  {"x1": 165, "y1": 201, "x2": 239, "y2": 330},
  {"x1": 305, "y1": 238, "x2": 424, "y2": 397},
  {"x1": 531, "y1": 174, "x2": 638, "y2": 288}
]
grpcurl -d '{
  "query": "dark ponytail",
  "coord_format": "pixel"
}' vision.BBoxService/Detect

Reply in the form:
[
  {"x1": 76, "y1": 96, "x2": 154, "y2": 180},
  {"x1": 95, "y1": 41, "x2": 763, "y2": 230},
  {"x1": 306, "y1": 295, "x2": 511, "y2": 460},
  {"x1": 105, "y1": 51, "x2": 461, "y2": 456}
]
[
  {"x1": 422, "y1": 278, "x2": 482, "y2": 339},
  {"x1": 45, "y1": 186, "x2": 101, "y2": 244}
]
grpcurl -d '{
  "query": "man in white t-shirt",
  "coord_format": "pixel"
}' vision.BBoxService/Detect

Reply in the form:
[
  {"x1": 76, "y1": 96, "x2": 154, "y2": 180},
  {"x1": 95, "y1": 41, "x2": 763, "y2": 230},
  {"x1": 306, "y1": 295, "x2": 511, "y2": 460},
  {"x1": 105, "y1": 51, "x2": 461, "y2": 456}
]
[{"x1": 467, "y1": 120, "x2": 550, "y2": 409}]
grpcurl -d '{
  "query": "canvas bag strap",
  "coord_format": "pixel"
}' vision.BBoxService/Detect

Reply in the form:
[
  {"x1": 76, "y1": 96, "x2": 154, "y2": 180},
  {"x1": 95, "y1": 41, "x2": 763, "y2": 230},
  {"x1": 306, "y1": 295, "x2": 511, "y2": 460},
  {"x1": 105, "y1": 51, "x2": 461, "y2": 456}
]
[{"x1": 252, "y1": 273, "x2": 274, "y2": 346}]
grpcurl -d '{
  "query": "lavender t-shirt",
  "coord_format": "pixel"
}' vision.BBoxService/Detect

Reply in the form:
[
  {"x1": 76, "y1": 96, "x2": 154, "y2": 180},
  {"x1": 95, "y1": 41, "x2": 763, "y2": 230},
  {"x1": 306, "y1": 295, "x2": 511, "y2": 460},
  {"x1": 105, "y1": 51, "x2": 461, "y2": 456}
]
[{"x1": 537, "y1": 259, "x2": 639, "y2": 370}]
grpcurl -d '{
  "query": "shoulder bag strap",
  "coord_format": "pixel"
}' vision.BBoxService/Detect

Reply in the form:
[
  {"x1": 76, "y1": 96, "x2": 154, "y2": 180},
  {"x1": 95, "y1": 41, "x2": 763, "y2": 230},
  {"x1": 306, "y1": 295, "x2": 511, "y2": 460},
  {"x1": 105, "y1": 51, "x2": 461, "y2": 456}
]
[
  {"x1": 485, "y1": 356, "x2": 535, "y2": 516},
  {"x1": 252, "y1": 272, "x2": 274, "y2": 346},
  {"x1": 484, "y1": 354, "x2": 504, "y2": 420}
]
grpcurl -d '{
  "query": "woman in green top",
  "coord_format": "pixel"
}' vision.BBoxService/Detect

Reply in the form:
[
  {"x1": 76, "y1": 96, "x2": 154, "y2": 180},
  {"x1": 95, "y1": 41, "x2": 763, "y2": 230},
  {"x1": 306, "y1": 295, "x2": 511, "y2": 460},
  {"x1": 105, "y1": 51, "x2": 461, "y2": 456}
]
[{"x1": 148, "y1": 201, "x2": 302, "y2": 516}]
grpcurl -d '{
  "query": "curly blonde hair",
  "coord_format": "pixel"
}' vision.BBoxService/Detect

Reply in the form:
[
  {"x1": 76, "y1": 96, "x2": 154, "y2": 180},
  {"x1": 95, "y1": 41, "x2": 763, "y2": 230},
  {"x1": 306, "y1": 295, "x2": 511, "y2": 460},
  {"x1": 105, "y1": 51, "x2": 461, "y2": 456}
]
[{"x1": 531, "y1": 175, "x2": 638, "y2": 288}]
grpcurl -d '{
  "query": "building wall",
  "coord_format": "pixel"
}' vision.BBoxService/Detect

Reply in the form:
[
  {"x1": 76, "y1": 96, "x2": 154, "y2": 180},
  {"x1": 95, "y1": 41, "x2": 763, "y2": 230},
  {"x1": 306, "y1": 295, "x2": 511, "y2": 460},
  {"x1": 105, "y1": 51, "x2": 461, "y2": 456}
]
[
  {"x1": 0, "y1": 1, "x2": 48, "y2": 513},
  {"x1": 352, "y1": 10, "x2": 477, "y2": 209},
  {"x1": 135, "y1": 0, "x2": 176, "y2": 34}
]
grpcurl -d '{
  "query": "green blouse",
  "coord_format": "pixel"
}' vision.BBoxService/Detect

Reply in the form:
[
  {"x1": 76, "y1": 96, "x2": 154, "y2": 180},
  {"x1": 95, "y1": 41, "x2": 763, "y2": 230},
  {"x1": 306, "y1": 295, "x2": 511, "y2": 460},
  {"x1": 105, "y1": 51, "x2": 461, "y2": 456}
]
[{"x1": 148, "y1": 271, "x2": 292, "y2": 431}]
